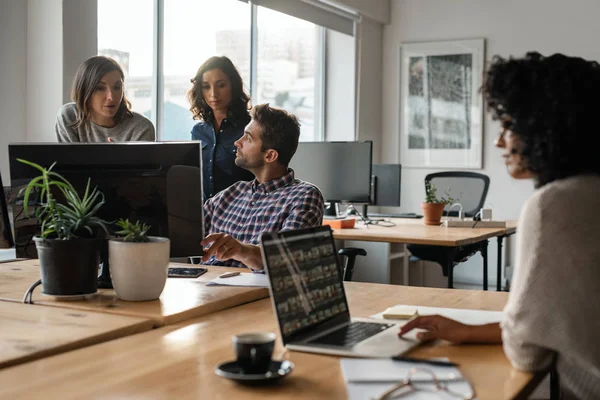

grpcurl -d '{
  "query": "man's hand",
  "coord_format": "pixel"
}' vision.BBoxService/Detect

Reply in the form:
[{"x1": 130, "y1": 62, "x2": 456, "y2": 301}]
[
  {"x1": 200, "y1": 233, "x2": 264, "y2": 271},
  {"x1": 398, "y1": 315, "x2": 471, "y2": 343},
  {"x1": 201, "y1": 233, "x2": 243, "y2": 263}
]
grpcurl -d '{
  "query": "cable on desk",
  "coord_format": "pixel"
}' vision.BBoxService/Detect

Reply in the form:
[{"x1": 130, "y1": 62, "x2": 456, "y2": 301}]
[{"x1": 23, "y1": 279, "x2": 42, "y2": 304}]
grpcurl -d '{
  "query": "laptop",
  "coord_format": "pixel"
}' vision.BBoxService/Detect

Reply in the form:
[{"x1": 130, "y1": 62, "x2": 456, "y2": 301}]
[{"x1": 260, "y1": 226, "x2": 419, "y2": 358}]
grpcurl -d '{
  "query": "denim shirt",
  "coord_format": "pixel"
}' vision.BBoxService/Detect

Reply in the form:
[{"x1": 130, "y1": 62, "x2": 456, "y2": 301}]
[{"x1": 191, "y1": 114, "x2": 254, "y2": 199}]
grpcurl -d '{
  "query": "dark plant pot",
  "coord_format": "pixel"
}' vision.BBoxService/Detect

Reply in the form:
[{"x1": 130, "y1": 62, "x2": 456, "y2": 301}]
[
  {"x1": 421, "y1": 202, "x2": 446, "y2": 226},
  {"x1": 34, "y1": 237, "x2": 101, "y2": 296}
]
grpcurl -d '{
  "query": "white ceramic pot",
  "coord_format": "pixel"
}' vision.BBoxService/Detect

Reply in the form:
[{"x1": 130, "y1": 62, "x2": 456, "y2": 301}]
[{"x1": 108, "y1": 237, "x2": 170, "y2": 301}]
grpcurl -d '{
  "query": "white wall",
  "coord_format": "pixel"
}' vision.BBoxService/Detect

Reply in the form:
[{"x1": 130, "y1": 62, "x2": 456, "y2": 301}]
[
  {"x1": 0, "y1": 0, "x2": 27, "y2": 183},
  {"x1": 355, "y1": 16, "x2": 383, "y2": 163},
  {"x1": 332, "y1": 0, "x2": 390, "y2": 24},
  {"x1": 325, "y1": 29, "x2": 355, "y2": 141},
  {"x1": 26, "y1": 0, "x2": 63, "y2": 143},
  {"x1": 382, "y1": 0, "x2": 600, "y2": 286},
  {"x1": 62, "y1": 0, "x2": 98, "y2": 104}
]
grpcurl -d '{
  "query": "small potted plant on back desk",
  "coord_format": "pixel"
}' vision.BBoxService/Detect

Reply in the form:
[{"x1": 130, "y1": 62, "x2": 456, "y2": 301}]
[
  {"x1": 421, "y1": 181, "x2": 455, "y2": 226},
  {"x1": 19, "y1": 159, "x2": 110, "y2": 297},
  {"x1": 109, "y1": 218, "x2": 170, "y2": 301}
]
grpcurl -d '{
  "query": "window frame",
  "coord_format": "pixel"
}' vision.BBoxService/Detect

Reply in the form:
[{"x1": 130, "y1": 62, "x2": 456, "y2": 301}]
[{"x1": 129, "y1": 0, "x2": 327, "y2": 141}]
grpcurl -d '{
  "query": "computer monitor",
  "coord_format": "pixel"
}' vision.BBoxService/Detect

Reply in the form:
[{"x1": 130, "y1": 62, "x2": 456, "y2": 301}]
[
  {"x1": 0, "y1": 174, "x2": 14, "y2": 249},
  {"x1": 371, "y1": 164, "x2": 402, "y2": 207},
  {"x1": 290, "y1": 141, "x2": 372, "y2": 216},
  {"x1": 9, "y1": 142, "x2": 204, "y2": 286}
]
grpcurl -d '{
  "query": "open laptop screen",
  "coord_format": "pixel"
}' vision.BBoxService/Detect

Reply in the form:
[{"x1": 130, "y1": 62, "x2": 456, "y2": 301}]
[{"x1": 261, "y1": 226, "x2": 351, "y2": 344}]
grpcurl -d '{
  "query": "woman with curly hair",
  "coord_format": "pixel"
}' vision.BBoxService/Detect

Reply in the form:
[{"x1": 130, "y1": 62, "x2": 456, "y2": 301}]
[
  {"x1": 400, "y1": 52, "x2": 600, "y2": 399},
  {"x1": 188, "y1": 56, "x2": 254, "y2": 199},
  {"x1": 56, "y1": 56, "x2": 155, "y2": 142}
]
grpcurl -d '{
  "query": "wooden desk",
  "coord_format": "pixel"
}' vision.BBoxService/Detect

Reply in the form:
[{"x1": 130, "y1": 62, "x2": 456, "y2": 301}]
[
  {"x1": 333, "y1": 219, "x2": 517, "y2": 290},
  {"x1": 0, "y1": 283, "x2": 543, "y2": 400},
  {"x1": 333, "y1": 218, "x2": 512, "y2": 247},
  {"x1": 0, "y1": 301, "x2": 152, "y2": 369},
  {"x1": 0, "y1": 259, "x2": 269, "y2": 327}
]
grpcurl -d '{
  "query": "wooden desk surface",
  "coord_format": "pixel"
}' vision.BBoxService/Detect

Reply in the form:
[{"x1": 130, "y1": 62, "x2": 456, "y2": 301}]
[
  {"x1": 0, "y1": 301, "x2": 153, "y2": 369},
  {"x1": 0, "y1": 259, "x2": 269, "y2": 327},
  {"x1": 332, "y1": 218, "x2": 518, "y2": 246},
  {"x1": 0, "y1": 282, "x2": 542, "y2": 400}
]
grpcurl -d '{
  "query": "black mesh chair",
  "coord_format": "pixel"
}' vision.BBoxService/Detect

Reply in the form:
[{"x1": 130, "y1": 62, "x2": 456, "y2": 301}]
[
  {"x1": 338, "y1": 247, "x2": 367, "y2": 281},
  {"x1": 1, "y1": 173, "x2": 14, "y2": 249},
  {"x1": 408, "y1": 172, "x2": 490, "y2": 289}
]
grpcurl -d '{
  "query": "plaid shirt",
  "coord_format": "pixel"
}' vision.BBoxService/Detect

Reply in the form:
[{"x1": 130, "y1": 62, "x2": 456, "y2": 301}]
[{"x1": 203, "y1": 169, "x2": 324, "y2": 268}]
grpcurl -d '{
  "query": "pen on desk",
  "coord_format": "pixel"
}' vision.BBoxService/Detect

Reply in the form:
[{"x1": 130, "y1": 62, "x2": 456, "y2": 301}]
[
  {"x1": 219, "y1": 271, "x2": 241, "y2": 279},
  {"x1": 391, "y1": 356, "x2": 459, "y2": 367}
]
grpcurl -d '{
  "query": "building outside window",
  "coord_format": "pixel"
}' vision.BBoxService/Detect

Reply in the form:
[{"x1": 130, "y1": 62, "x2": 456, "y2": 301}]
[{"x1": 98, "y1": 0, "x2": 335, "y2": 142}]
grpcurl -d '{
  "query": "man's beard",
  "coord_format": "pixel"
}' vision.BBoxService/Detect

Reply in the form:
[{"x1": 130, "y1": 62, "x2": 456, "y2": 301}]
[{"x1": 235, "y1": 156, "x2": 264, "y2": 170}]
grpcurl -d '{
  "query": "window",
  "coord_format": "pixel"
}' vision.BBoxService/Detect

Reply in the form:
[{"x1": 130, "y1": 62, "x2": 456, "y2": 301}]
[
  {"x1": 98, "y1": 0, "x2": 154, "y2": 120},
  {"x1": 98, "y1": 0, "x2": 343, "y2": 142},
  {"x1": 256, "y1": 7, "x2": 323, "y2": 141},
  {"x1": 162, "y1": 0, "x2": 250, "y2": 140}
]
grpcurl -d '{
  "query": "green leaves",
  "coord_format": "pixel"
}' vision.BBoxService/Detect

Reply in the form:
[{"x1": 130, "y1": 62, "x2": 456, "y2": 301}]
[
  {"x1": 424, "y1": 181, "x2": 456, "y2": 205},
  {"x1": 18, "y1": 158, "x2": 110, "y2": 240},
  {"x1": 114, "y1": 218, "x2": 151, "y2": 243}
]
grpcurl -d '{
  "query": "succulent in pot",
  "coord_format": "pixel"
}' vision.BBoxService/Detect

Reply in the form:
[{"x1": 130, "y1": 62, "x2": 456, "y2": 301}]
[
  {"x1": 421, "y1": 181, "x2": 456, "y2": 226},
  {"x1": 19, "y1": 158, "x2": 109, "y2": 297},
  {"x1": 109, "y1": 218, "x2": 170, "y2": 301}
]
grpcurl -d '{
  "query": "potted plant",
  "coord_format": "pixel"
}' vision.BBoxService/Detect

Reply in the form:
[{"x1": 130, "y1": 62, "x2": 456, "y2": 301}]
[
  {"x1": 421, "y1": 181, "x2": 455, "y2": 226},
  {"x1": 19, "y1": 159, "x2": 110, "y2": 297},
  {"x1": 108, "y1": 218, "x2": 170, "y2": 301}
]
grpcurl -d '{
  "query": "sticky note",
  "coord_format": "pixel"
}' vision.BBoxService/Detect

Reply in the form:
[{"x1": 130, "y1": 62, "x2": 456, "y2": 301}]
[{"x1": 382, "y1": 306, "x2": 418, "y2": 320}]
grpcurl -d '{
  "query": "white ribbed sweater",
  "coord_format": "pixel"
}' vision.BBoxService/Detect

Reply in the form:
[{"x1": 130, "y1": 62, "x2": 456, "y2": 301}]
[{"x1": 501, "y1": 174, "x2": 600, "y2": 399}]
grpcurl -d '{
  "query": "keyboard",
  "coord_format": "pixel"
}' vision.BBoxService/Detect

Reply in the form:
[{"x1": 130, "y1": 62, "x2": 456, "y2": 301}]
[
  {"x1": 367, "y1": 212, "x2": 423, "y2": 219},
  {"x1": 308, "y1": 321, "x2": 394, "y2": 348}
]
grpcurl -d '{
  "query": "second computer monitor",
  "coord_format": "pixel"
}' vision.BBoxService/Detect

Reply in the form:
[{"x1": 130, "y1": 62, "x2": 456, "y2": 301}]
[
  {"x1": 290, "y1": 141, "x2": 372, "y2": 204},
  {"x1": 371, "y1": 164, "x2": 402, "y2": 207},
  {"x1": 9, "y1": 142, "x2": 203, "y2": 259}
]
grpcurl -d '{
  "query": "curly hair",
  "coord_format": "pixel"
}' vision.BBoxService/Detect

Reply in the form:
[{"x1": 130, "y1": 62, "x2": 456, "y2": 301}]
[
  {"x1": 483, "y1": 51, "x2": 600, "y2": 188},
  {"x1": 251, "y1": 103, "x2": 300, "y2": 167},
  {"x1": 187, "y1": 56, "x2": 250, "y2": 123},
  {"x1": 71, "y1": 56, "x2": 132, "y2": 128}
]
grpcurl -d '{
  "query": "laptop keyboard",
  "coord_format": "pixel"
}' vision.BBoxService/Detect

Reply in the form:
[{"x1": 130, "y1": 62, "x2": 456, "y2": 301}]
[{"x1": 308, "y1": 321, "x2": 395, "y2": 348}]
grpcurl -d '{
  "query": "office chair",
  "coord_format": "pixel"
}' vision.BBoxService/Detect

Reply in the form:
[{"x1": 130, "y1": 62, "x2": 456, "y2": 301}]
[
  {"x1": 338, "y1": 247, "x2": 367, "y2": 281},
  {"x1": 1, "y1": 173, "x2": 15, "y2": 249},
  {"x1": 407, "y1": 172, "x2": 491, "y2": 289}
]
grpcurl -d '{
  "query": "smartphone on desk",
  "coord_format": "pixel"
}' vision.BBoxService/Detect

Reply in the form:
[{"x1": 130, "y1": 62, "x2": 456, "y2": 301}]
[{"x1": 168, "y1": 267, "x2": 207, "y2": 278}]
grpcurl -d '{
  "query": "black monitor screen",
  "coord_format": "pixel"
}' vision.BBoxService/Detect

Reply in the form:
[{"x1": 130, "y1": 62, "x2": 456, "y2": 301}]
[
  {"x1": 372, "y1": 164, "x2": 401, "y2": 207},
  {"x1": 290, "y1": 141, "x2": 372, "y2": 203},
  {"x1": 8, "y1": 142, "x2": 203, "y2": 259},
  {"x1": 261, "y1": 226, "x2": 350, "y2": 344},
  {"x1": 0, "y1": 174, "x2": 14, "y2": 249}
]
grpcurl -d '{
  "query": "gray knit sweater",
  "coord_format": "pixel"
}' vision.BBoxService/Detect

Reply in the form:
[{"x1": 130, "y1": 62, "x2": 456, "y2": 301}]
[
  {"x1": 55, "y1": 102, "x2": 155, "y2": 142},
  {"x1": 501, "y1": 174, "x2": 600, "y2": 399}
]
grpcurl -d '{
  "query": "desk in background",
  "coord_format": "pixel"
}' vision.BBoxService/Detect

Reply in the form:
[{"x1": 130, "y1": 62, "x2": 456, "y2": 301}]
[
  {"x1": 0, "y1": 301, "x2": 152, "y2": 369},
  {"x1": 0, "y1": 259, "x2": 269, "y2": 327},
  {"x1": 332, "y1": 218, "x2": 517, "y2": 290},
  {"x1": 0, "y1": 282, "x2": 543, "y2": 400}
]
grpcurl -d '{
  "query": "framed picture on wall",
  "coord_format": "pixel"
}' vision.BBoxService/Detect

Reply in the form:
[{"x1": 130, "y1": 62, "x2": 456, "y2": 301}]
[{"x1": 399, "y1": 39, "x2": 485, "y2": 169}]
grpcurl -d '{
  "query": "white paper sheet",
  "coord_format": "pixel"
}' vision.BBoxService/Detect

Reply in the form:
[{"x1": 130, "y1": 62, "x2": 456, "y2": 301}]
[
  {"x1": 372, "y1": 305, "x2": 504, "y2": 325},
  {"x1": 341, "y1": 358, "x2": 475, "y2": 400},
  {"x1": 205, "y1": 272, "x2": 270, "y2": 288}
]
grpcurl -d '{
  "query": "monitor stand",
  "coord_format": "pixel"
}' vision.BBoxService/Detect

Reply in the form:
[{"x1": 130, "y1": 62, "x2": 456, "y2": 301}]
[
  {"x1": 97, "y1": 240, "x2": 113, "y2": 289},
  {"x1": 324, "y1": 201, "x2": 340, "y2": 217}
]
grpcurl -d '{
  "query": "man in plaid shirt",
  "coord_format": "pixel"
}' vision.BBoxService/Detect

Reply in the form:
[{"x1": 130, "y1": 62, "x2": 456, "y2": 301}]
[{"x1": 200, "y1": 103, "x2": 324, "y2": 271}]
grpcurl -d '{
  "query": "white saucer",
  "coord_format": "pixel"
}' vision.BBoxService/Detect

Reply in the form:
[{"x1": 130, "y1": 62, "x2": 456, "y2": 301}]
[{"x1": 41, "y1": 291, "x2": 97, "y2": 301}]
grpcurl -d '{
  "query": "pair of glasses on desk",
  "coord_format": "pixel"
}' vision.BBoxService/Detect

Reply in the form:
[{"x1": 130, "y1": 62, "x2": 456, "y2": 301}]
[
  {"x1": 361, "y1": 218, "x2": 396, "y2": 228},
  {"x1": 372, "y1": 368, "x2": 475, "y2": 400}
]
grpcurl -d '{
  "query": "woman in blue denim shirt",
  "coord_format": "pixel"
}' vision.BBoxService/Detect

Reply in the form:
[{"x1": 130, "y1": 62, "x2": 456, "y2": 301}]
[{"x1": 188, "y1": 56, "x2": 254, "y2": 200}]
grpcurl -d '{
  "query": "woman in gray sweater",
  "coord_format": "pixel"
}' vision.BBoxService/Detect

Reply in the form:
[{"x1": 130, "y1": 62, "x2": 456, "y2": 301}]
[
  {"x1": 400, "y1": 52, "x2": 600, "y2": 399},
  {"x1": 55, "y1": 56, "x2": 155, "y2": 142}
]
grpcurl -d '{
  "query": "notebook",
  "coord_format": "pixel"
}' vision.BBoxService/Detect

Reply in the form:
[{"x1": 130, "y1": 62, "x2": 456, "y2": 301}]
[{"x1": 259, "y1": 225, "x2": 419, "y2": 358}]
